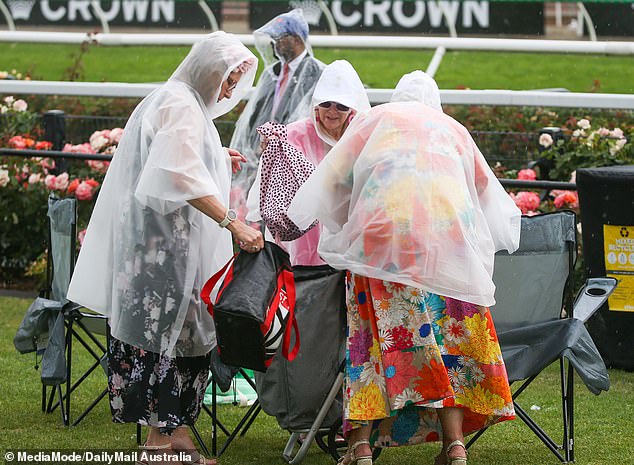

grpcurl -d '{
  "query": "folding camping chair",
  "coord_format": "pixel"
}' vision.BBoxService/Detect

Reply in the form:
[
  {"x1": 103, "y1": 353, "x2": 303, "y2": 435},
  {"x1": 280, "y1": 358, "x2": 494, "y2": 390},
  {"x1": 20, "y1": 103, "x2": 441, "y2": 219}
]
[
  {"x1": 467, "y1": 211, "x2": 616, "y2": 463},
  {"x1": 42, "y1": 195, "x2": 109, "y2": 426}
]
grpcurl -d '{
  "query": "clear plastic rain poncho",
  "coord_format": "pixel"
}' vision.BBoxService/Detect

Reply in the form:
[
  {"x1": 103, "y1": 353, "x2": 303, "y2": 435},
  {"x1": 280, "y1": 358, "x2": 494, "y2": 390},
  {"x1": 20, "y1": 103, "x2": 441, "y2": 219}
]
[
  {"x1": 391, "y1": 69, "x2": 442, "y2": 111},
  {"x1": 67, "y1": 32, "x2": 257, "y2": 357},
  {"x1": 246, "y1": 60, "x2": 370, "y2": 266},
  {"x1": 230, "y1": 9, "x2": 325, "y2": 220},
  {"x1": 289, "y1": 78, "x2": 521, "y2": 306}
]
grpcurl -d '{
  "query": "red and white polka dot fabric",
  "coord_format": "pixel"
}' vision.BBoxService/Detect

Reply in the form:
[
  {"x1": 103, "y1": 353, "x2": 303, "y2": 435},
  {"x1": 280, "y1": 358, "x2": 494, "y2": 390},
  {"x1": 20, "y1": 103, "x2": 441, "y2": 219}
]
[{"x1": 257, "y1": 121, "x2": 318, "y2": 241}]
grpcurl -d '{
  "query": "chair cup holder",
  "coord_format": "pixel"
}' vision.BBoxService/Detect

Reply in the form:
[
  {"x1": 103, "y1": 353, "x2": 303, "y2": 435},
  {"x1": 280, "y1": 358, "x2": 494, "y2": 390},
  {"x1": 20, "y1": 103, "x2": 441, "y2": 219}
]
[{"x1": 585, "y1": 287, "x2": 607, "y2": 297}]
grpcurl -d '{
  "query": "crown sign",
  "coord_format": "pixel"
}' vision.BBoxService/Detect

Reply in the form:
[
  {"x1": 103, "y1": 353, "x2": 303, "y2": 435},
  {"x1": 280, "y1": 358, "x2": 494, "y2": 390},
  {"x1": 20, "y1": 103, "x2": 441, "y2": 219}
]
[
  {"x1": 7, "y1": 0, "x2": 36, "y2": 20},
  {"x1": 290, "y1": 0, "x2": 323, "y2": 26}
]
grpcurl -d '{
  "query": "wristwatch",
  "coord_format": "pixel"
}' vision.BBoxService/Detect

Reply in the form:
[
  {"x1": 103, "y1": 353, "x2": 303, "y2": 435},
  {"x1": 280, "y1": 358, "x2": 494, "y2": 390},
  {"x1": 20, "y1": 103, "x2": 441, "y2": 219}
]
[{"x1": 218, "y1": 209, "x2": 237, "y2": 228}]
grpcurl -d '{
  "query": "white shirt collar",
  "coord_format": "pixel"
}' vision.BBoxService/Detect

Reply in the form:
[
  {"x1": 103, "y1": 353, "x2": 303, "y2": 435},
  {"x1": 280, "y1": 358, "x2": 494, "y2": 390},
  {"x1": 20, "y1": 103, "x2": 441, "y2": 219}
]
[{"x1": 285, "y1": 49, "x2": 307, "y2": 75}]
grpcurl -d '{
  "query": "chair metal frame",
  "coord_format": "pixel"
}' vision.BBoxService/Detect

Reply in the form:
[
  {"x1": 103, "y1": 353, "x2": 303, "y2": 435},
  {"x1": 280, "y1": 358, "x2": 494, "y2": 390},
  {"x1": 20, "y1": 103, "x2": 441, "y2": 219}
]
[
  {"x1": 41, "y1": 195, "x2": 109, "y2": 426},
  {"x1": 466, "y1": 211, "x2": 615, "y2": 464}
]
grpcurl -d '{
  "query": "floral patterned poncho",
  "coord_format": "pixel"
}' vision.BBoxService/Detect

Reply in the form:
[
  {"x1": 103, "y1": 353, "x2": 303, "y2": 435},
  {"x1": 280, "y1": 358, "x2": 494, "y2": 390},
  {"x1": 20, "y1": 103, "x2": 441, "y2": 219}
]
[{"x1": 289, "y1": 102, "x2": 521, "y2": 307}]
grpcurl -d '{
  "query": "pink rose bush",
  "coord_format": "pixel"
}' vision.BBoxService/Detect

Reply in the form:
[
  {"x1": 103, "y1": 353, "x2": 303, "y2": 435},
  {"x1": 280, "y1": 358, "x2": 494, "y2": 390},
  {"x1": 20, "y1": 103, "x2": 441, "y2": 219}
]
[
  {"x1": 504, "y1": 168, "x2": 579, "y2": 216},
  {"x1": 1, "y1": 114, "x2": 121, "y2": 279}
]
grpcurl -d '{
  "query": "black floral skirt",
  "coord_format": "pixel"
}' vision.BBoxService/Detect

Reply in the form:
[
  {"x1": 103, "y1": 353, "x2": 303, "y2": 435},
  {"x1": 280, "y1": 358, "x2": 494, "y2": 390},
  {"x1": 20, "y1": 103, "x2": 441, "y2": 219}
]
[{"x1": 107, "y1": 336, "x2": 211, "y2": 430}]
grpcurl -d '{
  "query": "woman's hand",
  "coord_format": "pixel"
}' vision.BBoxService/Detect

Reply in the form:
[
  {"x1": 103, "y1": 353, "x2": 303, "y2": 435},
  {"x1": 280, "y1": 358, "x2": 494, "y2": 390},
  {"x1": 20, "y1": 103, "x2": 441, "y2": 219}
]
[
  {"x1": 228, "y1": 221, "x2": 264, "y2": 253},
  {"x1": 227, "y1": 148, "x2": 247, "y2": 174},
  {"x1": 258, "y1": 136, "x2": 271, "y2": 155}
]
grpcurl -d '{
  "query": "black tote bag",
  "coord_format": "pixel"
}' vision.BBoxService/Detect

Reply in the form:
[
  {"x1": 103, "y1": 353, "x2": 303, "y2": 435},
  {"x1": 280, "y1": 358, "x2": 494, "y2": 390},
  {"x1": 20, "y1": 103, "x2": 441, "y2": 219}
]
[{"x1": 201, "y1": 241, "x2": 299, "y2": 372}]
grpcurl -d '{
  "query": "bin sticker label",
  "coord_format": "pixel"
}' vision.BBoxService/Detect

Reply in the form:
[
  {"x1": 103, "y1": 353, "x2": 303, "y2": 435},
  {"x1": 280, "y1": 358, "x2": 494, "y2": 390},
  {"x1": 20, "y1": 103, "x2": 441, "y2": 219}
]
[{"x1": 604, "y1": 225, "x2": 634, "y2": 312}]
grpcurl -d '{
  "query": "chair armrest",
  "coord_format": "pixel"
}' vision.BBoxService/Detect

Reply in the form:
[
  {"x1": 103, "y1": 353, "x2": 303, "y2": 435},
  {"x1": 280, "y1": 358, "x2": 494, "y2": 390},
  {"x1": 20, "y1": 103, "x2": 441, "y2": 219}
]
[{"x1": 572, "y1": 277, "x2": 618, "y2": 323}]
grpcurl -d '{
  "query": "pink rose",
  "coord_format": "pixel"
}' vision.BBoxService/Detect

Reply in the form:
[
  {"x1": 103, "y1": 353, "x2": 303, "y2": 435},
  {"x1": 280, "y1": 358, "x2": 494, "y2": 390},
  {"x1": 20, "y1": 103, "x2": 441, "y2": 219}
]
[
  {"x1": 517, "y1": 169, "x2": 537, "y2": 181},
  {"x1": 87, "y1": 160, "x2": 110, "y2": 173},
  {"x1": 63, "y1": 143, "x2": 95, "y2": 154},
  {"x1": 28, "y1": 173, "x2": 42, "y2": 184},
  {"x1": 90, "y1": 130, "x2": 110, "y2": 152},
  {"x1": 54, "y1": 172, "x2": 69, "y2": 191},
  {"x1": 12, "y1": 99, "x2": 27, "y2": 112},
  {"x1": 8, "y1": 135, "x2": 27, "y2": 149},
  {"x1": 510, "y1": 191, "x2": 541, "y2": 214},
  {"x1": 0, "y1": 169, "x2": 10, "y2": 187},
  {"x1": 538, "y1": 133, "x2": 553, "y2": 148},
  {"x1": 75, "y1": 181, "x2": 94, "y2": 201},
  {"x1": 577, "y1": 119, "x2": 591, "y2": 130},
  {"x1": 610, "y1": 128, "x2": 624, "y2": 139},
  {"x1": 109, "y1": 127, "x2": 124, "y2": 144},
  {"x1": 44, "y1": 174, "x2": 57, "y2": 190},
  {"x1": 40, "y1": 158, "x2": 55, "y2": 171},
  {"x1": 554, "y1": 191, "x2": 579, "y2": 209}
]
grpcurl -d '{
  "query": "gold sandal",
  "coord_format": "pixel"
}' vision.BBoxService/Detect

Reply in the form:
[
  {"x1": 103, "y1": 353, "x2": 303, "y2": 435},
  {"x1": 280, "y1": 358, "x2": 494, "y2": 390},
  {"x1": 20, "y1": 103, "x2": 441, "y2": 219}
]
[
  {"x1": 446, "y1": 440, "x2": 467, "y2": 465},
  {"x1": 174, "y1": 449, "x2": 217, "y2": 465},
  {"x1": 337, "y1": 439, "x2": 373, "y2": 465}
]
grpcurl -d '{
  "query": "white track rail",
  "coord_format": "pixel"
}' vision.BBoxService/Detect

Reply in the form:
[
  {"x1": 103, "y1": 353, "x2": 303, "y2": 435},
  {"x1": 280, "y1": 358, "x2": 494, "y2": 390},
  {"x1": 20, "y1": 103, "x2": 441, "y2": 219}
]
[
  {"x1": 1, "y1": 31, "x2": 633, "y2": 55},
  {"x1": 1, "y1": 80, "x2": 633, "y2": 109}
]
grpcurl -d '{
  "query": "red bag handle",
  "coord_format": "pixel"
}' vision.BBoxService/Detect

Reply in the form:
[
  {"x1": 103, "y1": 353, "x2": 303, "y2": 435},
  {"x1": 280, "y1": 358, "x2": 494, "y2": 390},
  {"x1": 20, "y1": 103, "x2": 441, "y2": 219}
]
[
  {"x1": 201, "y1": 253, "x2": 237, "y2": 316},
  {"x1": 262, "y1": 266, "x2": 299, "y2": 365},
  {"x1": 281, "y1": 268, "x2": 300, "y2": 362}
]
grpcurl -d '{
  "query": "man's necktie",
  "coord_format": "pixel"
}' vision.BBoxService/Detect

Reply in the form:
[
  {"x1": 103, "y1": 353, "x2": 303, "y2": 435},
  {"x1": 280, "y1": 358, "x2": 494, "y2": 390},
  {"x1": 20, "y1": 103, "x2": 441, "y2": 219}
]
[
  {"x1": 272, "y1": 63, "x2": 290, "y2": 118},
  {"x1": 277, "y1": 63, "x2": 290, "y2": 98}
]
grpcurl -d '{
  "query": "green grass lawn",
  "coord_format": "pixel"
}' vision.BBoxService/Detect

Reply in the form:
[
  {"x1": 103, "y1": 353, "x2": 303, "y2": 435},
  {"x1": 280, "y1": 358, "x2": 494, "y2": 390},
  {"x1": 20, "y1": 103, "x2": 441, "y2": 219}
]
[
  {"x1": 1, "y1": 42, "x2": 633, "y2": 93},
  {"x1": 2, "y1": 295, "x2": 634, "y2": 464}
]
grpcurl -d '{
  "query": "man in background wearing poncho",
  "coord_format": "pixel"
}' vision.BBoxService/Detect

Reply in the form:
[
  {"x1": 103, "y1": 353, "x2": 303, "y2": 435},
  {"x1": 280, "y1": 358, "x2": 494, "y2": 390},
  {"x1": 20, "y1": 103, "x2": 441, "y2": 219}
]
[{"x1": 230, "y1": 9, "x2": 324, "y2": 220}]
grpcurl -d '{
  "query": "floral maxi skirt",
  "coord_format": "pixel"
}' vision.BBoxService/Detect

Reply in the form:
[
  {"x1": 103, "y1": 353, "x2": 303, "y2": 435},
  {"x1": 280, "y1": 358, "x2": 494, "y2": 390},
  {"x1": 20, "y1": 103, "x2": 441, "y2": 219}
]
[
  {"x1": 108, "y1": 336, "x2": 211, "y2": 430},
  {"x1": 343, "y1": 273, "x2": 515, "y2": 447}
]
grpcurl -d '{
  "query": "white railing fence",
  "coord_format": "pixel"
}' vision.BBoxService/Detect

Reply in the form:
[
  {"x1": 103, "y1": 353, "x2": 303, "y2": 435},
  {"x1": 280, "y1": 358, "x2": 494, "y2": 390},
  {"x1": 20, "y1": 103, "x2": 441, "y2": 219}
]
[
  {"x1": 2, "y1": 30, "x2": 633, "y2": 54},
  {"x1": 1, "y1": 79, "x2": 633, "y2": 109}
]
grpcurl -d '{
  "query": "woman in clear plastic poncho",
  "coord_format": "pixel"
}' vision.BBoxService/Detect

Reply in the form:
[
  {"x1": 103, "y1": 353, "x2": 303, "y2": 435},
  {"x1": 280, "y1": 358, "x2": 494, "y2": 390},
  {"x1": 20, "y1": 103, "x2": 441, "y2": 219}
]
[
  {"x1": 67, "y1": 32, "x2": 263, "y2": 460},
  {"x1": 289, "y1": 71, "x2": 521, "y2": 465},
  {"x1": 230, "y1": 8, "x2": 325, "y2": 220},
  {"x1": 246, "y1": 59, "x2": 370, "y2": 266}
]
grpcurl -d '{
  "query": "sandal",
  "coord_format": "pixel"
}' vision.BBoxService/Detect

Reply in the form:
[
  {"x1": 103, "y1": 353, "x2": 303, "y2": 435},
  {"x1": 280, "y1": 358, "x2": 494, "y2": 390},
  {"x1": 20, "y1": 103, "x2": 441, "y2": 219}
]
[
  {"x1": 136, "y1": 443, "x2": 171, "y2": 465},
  {"x1": 446, "y1": 440, "x2": 467, "y2": 465},
  {"x1": 337, "y1": 439, "x2": 373, "y2": 465},
  {"x1": 174, "y1": 449, "x2": 217, "y2": 465}
]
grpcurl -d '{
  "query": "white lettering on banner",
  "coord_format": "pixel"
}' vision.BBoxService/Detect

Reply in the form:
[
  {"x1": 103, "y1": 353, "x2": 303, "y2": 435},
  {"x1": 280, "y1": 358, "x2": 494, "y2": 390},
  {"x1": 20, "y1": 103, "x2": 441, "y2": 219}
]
[
  {"x1": 364, "y1": 1, "x2": 392, "y2": 27},
  {"x1": 153, "y1": 0, "x2": 174, "y2": 22},
  {"x1": 37, "y1": 0, "x2": 175, "y2": 23},
  {"x1": 122, "y1": 0, "x2": 149, "y2": 22},
  {"x1": 101, "y1": 2, "x2": 122, "y2": 22},
  {"x1": 427, "y1": 1, "x2": 460, "y2": 28},
  {"x1": 68, "y1": 0, "x2": 92, "y2": 21},
  {"x1": 41, "y1": 0, "x2": 66, "y2": 21},
  {"x1": 463, "y1": 1, "x2": 488, "y2": 28},
  {"x1": 331, "y1": 1, "x2": 362, "y2": 27},
  {"x1": 330, "y1": 1, "x2": 489, "y2": 30},
  {"x1": 393, "y1": 1, "x2": 425, "y2": 29}
]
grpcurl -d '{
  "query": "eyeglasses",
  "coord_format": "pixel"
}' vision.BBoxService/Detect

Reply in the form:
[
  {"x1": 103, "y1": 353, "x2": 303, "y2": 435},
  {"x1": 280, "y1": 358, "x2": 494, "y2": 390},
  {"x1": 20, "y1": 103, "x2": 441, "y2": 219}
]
[{"x1": 318, "y1": 101, "x2": 350, "y2": 112}]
